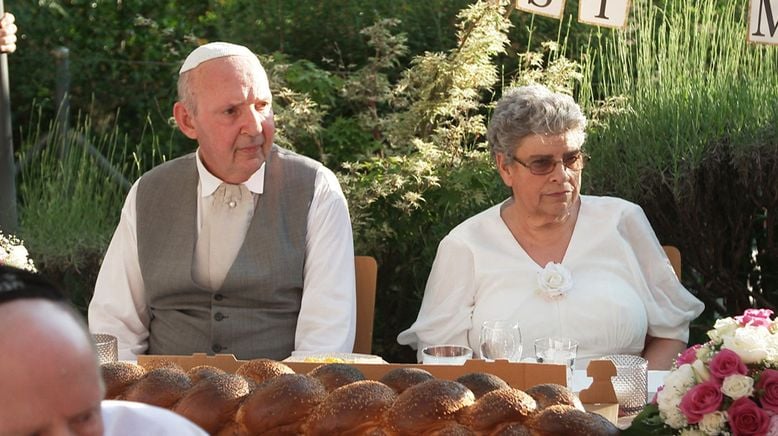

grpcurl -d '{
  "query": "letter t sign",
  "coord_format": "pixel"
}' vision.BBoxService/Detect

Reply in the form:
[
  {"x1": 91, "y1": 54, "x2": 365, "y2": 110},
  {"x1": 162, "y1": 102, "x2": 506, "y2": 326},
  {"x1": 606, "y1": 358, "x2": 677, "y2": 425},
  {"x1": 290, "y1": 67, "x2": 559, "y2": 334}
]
[{"x1": 579, "y1": 0, "x2": 631, "y2": 29}]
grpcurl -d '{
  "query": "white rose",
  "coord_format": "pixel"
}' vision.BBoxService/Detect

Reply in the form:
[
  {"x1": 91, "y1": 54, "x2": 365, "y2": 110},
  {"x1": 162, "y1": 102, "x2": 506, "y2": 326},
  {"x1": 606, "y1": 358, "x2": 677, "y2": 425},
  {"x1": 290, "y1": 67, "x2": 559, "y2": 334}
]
[
  {"x1": 697, "y1": 345, "x2": 716, "y2": 364},
  {"x1": 721, "y1": 374, "x2": 754, "y2": 400},
  {"x1": 722, "y1": 326, "x2": 771, "y2": 364},
  {"x1": 698, "y1": 411, "x2": 727, "y2": 435},
  {"x1": 680, "y1": 429, "x2": 706, "y2": 436},
  {"x1": 692, "y1": 359, "x2": 711, "y2": 382},
  {"x1": 708, "y1": 318, "x2": 738, "y2": 343},
  {"x1": 664, "y1": 364, "x2": 697, "y2": 393},
  {"x1": 766, "y1": 333, "x2": 778, "y2": 364},
  {"x1": 7, "y1": 244, "x2": 29, "y2": 269},
  {"x1": 536, "y1": 262, "x2": 573, "y2": 300},
  {"x1": 661, "y1": 405, "x2": 689, "y2": 429}
]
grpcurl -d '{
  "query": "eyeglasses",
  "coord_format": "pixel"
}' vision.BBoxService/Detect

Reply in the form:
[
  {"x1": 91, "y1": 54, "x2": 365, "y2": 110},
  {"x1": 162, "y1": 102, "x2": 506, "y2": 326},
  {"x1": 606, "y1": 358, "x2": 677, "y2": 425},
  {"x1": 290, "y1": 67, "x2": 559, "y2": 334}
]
[{"x1": 511, "y1": 151, "x2": 590, "y2": 176}]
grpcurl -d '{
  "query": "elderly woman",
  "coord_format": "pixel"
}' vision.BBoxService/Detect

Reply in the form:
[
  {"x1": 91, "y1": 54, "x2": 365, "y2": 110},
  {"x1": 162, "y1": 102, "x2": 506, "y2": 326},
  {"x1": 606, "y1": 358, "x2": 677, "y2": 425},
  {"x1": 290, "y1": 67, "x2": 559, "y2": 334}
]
[{"x1": 397, "y1": 85, "x2": 703, "y2": 370}]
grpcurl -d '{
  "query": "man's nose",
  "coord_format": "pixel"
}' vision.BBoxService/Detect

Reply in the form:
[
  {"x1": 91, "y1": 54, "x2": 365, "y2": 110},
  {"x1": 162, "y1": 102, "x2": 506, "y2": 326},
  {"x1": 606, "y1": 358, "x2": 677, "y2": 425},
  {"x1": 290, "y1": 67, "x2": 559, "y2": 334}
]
[{"x1": 241, "y1": 106, "x2": 266, "y2": 136}]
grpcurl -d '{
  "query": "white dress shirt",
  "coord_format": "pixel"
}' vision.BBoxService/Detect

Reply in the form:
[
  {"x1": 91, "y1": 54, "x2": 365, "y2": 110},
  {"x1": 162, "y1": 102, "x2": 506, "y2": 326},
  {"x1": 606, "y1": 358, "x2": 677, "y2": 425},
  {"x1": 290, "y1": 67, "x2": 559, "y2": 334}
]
[
  {"x1": 397, "y1": 195, "x2": 704, "y2": 367},
  {"x1": 89, "y1": 150, "x2": 356, "y2": 360},
  {"x1": 101, "y1": 400, "x2": 207, "y2": 435}
]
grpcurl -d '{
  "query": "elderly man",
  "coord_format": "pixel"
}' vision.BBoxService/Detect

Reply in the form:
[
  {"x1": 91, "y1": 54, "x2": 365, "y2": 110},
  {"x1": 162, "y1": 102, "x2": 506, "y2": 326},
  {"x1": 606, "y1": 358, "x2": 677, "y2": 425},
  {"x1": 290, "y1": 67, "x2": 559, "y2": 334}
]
[
  {"x1": 88, "y1": 42, "x2": 356, "y2": 361},
  {"x1": 0, "y1": 266, "x2": 207, "y2": 435}
]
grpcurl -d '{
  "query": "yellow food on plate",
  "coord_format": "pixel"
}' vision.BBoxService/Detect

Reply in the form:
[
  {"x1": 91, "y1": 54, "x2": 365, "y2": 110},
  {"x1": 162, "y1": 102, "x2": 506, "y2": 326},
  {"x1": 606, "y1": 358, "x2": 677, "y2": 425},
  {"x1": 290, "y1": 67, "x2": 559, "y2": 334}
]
[{"x1": 303, "y1": 356, "x2": 348, "y2": 363}]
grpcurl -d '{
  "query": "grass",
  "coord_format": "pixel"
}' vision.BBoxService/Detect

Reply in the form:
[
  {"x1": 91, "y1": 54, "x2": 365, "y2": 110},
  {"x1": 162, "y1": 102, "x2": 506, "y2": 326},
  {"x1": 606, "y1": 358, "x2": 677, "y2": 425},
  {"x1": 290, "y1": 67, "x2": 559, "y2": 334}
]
[{"x1": 17, "y1": 109, "x2": 171, "y2": 311}]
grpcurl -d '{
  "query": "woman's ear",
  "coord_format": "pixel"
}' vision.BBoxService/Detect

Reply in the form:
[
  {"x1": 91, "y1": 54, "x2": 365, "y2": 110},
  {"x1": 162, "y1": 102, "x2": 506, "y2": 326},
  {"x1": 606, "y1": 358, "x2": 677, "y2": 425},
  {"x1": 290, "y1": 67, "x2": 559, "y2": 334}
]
[
  {"x1": 495, "y1": 154, "x2": 514, "y2": 187},
  {"x1": 173, "y1": 102, "x2": 198, "y2": 140}
]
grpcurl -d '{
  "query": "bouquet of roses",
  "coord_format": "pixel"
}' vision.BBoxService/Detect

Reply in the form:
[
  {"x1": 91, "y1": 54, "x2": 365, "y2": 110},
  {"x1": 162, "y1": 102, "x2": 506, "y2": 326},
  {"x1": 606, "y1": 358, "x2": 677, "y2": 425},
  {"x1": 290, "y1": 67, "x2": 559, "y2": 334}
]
[
  {"x1": 0, "y1": 232, "x2": 36, "y2": 272},
  {"x1": 626, "y1": 308, "x2": 778, "y2": 435}
]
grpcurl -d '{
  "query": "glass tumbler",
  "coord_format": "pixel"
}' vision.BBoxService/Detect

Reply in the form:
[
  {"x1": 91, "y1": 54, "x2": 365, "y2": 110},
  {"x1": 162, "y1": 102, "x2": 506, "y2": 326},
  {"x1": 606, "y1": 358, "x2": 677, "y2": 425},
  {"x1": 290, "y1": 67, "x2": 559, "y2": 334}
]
[
  {"x1": 479, "y1": 320, "x2": 523, "y2": 361},
  {"x1": 601, "y1": 354, "x2": 648, "y2": 415},
  {"x1": 92, "y1": 333, "x2": 118, "y2": 364},
  {"x1": 534, "y1": 336, "x2": 578, "y2": 386}
]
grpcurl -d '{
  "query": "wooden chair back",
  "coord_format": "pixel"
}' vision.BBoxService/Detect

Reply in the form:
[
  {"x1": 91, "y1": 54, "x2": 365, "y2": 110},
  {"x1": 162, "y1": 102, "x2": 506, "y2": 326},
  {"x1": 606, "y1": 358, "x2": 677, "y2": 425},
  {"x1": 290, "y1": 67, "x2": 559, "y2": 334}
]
[
  {"x1": 662, "y1": 245, "x2": 682, "y2": 279},
  {"x1": 353, "y1": 256, "x2": 378, "y2": 354}
]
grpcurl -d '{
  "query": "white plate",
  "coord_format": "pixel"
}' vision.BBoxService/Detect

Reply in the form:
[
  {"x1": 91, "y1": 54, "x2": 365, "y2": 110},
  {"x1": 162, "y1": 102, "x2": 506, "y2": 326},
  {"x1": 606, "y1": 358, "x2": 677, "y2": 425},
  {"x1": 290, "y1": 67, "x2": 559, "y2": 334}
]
[{"x1": 283, "y1": 351, "x2": 388, "y2": 364}]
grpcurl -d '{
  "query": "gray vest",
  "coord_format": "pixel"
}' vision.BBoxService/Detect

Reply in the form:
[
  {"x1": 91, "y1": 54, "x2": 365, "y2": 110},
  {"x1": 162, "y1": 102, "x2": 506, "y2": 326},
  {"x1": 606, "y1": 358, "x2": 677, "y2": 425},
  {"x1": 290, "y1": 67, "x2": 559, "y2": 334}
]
[{"x1": 136, "y1": 145, "x2": 319, "y2": 360}]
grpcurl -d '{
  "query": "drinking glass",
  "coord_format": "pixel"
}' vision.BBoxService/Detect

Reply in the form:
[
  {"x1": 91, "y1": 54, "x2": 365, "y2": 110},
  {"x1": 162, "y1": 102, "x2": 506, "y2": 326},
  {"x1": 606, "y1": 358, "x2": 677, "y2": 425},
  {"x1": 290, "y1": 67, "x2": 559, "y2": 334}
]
[
  {"x1": 479, "y1": 320, "x2": 522, "y2": 361},
  {"x1": 601, "y1": 354, "x2": 648, "y2": 415},
  {"x1": 534, "y1": 337, "x2": 578, "y2": 386},
  {"x1": 92, "y1": 333, "x2": 118, "y2": 364}
]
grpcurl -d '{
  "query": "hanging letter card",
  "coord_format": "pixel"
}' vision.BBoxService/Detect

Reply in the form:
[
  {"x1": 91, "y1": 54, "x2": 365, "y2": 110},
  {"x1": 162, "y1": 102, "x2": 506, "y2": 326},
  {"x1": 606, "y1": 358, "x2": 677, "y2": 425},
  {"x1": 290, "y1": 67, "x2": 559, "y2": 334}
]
[
  {"x1": 579, "y1": 0, "x2": 631, "y2": 29},
  {"x1": 516, "y1": 0, "x2": 566, "y2": 20},
  {"x1": 749, "y1": 0, "x2": 778, "y2": 45}
]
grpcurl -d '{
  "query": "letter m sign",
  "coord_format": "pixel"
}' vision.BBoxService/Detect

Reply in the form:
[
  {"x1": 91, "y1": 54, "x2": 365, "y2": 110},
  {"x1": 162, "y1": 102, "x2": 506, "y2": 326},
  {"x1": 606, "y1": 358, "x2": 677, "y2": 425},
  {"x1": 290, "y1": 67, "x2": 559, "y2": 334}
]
[{"x1": 749, "y1": 0, "x2": 778, "y2": 45}]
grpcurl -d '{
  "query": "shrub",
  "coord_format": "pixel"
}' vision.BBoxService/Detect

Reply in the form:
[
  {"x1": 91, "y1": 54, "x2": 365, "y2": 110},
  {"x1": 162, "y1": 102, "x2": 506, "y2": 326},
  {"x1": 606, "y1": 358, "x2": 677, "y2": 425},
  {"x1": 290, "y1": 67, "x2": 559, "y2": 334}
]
[{"x1": 580, "y1": 0, "x2": 778, "y2": 339}]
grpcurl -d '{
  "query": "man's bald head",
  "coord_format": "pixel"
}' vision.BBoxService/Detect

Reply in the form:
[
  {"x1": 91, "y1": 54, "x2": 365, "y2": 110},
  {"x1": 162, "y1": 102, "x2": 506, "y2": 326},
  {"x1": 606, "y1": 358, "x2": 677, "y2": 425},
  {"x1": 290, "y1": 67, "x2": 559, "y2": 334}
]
[{"x1": 0, "y1": 283, "x2": 105, "y2": 435}]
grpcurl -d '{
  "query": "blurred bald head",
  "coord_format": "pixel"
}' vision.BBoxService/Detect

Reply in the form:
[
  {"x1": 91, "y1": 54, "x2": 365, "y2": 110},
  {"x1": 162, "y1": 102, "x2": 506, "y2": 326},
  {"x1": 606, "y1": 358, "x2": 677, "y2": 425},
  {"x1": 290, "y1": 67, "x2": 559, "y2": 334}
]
[{"x1": 0, "y1": 268, "x2": 105, "y2": 435}]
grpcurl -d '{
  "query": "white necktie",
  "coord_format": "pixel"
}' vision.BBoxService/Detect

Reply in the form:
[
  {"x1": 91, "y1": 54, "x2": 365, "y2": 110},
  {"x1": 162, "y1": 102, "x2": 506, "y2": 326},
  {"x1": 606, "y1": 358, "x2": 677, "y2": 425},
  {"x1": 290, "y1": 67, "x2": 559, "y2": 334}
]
[{"x1": 193, "y1": 183, "x2": 254, "y2": 290}]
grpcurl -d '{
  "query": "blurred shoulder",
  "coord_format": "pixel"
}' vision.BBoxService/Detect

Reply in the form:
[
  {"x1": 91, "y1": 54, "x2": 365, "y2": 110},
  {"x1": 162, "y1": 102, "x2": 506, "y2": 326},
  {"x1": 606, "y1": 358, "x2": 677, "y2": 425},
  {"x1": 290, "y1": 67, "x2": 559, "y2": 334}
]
[{"x1": 102, "y1": 400, "x2": 207, "y2": 435}]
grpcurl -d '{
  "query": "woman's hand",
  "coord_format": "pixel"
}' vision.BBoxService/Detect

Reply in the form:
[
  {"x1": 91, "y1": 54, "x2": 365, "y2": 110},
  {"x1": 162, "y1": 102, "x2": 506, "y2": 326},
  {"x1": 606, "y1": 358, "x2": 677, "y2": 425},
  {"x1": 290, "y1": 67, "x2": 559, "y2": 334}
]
[
  {"x1": 0, "y1": 13, "x2": 17, "y2": 54},
  {"x1": 643, "y1": 336, "x2": 686, "y2": 370}
]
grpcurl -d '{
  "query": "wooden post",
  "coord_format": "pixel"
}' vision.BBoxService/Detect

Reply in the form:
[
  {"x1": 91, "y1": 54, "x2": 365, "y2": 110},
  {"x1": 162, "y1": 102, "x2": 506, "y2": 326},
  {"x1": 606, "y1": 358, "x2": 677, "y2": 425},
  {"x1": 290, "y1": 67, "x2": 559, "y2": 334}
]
[{"x1": 0, "y1": 0, "x2": 17, "y2": 233}]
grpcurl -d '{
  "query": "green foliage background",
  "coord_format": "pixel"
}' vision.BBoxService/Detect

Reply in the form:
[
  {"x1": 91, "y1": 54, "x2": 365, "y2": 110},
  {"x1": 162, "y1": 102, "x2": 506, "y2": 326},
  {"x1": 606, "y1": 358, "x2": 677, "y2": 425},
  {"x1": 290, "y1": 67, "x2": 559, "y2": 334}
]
[{"x1": 6, "y1": 0, "x2": 777, "y2": 362}]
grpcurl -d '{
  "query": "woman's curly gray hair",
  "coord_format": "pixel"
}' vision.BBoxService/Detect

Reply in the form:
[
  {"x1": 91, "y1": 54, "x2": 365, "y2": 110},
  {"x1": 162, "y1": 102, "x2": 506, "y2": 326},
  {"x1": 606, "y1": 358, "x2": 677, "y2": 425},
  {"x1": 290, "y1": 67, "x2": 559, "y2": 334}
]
[{"x1": 486, "y1": 85, "x2": 587, "y2": 159}]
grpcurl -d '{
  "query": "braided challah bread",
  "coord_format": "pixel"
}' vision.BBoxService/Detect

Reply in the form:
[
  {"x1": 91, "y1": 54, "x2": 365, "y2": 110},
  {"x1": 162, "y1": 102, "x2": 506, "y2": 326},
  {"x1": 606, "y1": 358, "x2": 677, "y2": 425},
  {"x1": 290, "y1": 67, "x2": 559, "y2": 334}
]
[{"x1": 101, "y1": 360, "x2": 619, "y2": 436}]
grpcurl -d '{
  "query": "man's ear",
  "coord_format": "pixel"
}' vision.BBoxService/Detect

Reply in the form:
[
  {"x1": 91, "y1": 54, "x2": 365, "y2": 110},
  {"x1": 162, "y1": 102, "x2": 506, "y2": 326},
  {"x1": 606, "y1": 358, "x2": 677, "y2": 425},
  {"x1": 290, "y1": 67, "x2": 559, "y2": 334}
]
[{"x1": 173, "y1": 102, "x2": 198, "y2": 140}]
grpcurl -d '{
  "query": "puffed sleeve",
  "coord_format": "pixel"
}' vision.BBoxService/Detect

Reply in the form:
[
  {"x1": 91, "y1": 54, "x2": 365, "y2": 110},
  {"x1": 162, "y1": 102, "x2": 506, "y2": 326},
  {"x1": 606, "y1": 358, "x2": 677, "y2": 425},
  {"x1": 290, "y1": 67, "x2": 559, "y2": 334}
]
[
  {"x1": 397, "y1": 235, "x2": 476, "y2": 362},
  {"x1": 618, "y1": 203, "x2": 704, "y2": 342}
]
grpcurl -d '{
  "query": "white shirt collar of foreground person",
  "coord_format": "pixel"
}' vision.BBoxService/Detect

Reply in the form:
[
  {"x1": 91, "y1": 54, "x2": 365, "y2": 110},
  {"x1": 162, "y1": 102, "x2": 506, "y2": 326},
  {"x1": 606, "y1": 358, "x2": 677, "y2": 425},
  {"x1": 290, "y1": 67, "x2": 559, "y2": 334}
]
[{"x1": 101, "y1": 400, "x2": 207, "y2": 435}]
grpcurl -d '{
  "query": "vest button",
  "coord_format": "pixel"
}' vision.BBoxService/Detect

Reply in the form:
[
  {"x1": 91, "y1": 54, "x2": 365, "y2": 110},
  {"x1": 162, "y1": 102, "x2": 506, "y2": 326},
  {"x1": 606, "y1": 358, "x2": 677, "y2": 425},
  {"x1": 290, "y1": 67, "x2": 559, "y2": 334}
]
[
  {"x1": 212, "y1": 344, "x2": 223, "y2": 353},
  {"x1": 214, "y1": 312, "x2": 225, "y2": 321},
  {"x1": 228, "y1": 200, "x2": 237, "y2": 208},
  {"x1": 214, "y1": 294, "x2": 224, "y2": 301}
]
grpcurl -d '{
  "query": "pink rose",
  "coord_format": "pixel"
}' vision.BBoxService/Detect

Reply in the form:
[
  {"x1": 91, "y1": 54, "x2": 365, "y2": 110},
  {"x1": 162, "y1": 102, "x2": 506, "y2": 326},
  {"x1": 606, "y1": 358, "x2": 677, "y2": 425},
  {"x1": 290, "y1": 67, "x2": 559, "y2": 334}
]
[
  {"x1": 736, "y1": 309, "x2": 774, "y2": 328},
  {"x1": 728, "y1": 397, "x2": 771, "y2": 435},
  {"x1": 676, "y1": 344, "x2": 702, "y2": 367},
  {"x1": 709, "y1": 348, "x2": 748, "y2": 380},
  {"x1": 679, "y1": 380, "x2": 723, "y2": 424},
  {"x1": 651, "y1": 385, "x2": 663, "y2": 404},
  {"x1": 768, "y1": 412, "x2": 778, "y2": 436},
  {"x1": 757, "y1": 369, "x2": 778, "y2": 413}
]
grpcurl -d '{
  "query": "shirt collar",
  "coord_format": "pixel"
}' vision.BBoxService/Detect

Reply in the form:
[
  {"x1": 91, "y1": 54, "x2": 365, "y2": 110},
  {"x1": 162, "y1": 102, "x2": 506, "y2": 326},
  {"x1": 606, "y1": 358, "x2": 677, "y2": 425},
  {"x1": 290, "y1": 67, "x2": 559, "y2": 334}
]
[{"x1": 195, "y1": 149, "x2": 266, "y2": 197}]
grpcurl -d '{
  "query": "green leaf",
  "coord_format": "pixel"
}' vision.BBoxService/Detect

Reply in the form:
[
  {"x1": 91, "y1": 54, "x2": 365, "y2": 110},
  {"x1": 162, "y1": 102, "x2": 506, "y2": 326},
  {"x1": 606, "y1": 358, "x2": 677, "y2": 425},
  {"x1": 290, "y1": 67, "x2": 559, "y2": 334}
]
[{"x1": 621, "y1": 403, "x2": 676, "y2": 435}]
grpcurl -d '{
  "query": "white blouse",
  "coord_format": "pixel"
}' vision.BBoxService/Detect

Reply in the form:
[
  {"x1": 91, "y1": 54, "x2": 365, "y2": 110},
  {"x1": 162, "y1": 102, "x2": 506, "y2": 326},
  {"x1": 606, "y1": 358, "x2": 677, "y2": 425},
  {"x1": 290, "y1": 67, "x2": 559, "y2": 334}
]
[{"x1": 397, "y1": 195, "x2": 704, "y2": 367}]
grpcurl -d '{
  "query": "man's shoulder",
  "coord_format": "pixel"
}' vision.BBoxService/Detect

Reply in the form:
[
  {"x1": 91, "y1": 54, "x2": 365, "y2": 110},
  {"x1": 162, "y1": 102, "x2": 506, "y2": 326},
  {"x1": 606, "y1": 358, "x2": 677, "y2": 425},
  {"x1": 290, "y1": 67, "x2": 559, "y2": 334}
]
[
  {"x1": 143, "y1": 153, "x2": 197, "y2": 177},
  {"x1": 137, "y1": 153, "x2": 196, "y2": 188},
  {"x1": 271, "y1": 145, "x2": 323, "y2": 170}
]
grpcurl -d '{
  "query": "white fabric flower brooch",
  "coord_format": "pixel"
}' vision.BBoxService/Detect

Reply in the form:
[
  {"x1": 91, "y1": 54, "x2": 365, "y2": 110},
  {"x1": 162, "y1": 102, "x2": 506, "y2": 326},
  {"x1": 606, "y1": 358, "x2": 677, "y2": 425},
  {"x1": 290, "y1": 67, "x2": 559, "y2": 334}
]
[{"x1": 536, "y1": 262, "x2": 573, "y2": 301}]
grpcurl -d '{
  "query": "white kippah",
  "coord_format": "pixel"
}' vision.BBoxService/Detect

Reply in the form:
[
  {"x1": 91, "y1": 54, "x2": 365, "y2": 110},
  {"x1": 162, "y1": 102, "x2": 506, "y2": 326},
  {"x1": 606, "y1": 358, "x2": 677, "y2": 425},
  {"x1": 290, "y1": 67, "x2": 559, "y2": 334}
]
[{"x1": 179, "y1": 42, "x2": 258, "y2": 74}]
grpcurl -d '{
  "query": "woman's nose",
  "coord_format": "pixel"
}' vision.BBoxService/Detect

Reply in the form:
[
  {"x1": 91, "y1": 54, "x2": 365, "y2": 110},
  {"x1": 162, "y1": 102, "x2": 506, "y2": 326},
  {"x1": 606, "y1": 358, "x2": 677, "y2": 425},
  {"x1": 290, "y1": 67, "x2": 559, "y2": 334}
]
[{"x1": 548, "y1": 160, "x2": 570, "y2": 182}]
